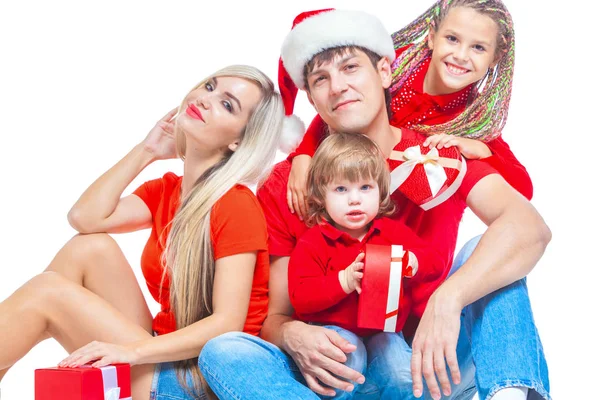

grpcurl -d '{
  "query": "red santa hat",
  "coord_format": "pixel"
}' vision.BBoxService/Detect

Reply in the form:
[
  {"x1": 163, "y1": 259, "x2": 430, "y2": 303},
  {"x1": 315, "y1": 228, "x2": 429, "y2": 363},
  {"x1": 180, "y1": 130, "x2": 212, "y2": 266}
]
[{"x1": 278, "y1": 9, "x2": 396, "y2": 153}]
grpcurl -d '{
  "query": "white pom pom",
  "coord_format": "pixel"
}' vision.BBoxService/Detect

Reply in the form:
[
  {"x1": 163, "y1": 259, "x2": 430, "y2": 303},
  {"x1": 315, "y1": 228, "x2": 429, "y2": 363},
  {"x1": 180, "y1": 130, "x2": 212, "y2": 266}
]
[{"x1": 279, "y1": 114, "x2": 306, "y2": 154}]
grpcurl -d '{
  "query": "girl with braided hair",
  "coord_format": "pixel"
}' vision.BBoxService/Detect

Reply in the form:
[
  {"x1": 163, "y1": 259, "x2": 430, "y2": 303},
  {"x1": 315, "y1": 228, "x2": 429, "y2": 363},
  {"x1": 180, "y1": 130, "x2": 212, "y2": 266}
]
[
  {"x1": 286, "y1": 0, "x2": 530, "y2": 219},
  {"x1": 389, "y1": 0, "x2": 514, "y2": 140}
]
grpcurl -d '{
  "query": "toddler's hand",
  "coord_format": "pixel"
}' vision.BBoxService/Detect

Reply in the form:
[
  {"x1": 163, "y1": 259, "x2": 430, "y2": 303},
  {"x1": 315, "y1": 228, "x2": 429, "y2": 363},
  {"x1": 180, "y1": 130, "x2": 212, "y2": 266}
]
[{"x1": 339, "y1": 253, "x2": 365, "y2": 294}]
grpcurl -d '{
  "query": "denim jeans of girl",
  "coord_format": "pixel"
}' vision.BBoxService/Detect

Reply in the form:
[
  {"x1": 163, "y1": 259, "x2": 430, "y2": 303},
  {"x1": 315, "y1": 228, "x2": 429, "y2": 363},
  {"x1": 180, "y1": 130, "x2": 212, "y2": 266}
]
[{"x1": 198, "y1": 235, "x2": 550, "y2": 399}]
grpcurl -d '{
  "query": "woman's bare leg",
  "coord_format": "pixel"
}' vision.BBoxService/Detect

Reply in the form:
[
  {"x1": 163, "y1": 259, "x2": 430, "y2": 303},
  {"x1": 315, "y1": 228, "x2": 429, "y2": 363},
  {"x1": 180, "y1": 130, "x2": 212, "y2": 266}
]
[
  {"x1": 44, "y1": 233, "x2": 153, "y2": 331},
  {"x1": 0, "y1": 272, "x2": 155, "y2": 398},
  {"x1": 0, "y1": 333, "x2": 49, "y2": 383},
  {"x1": 0, "y1": 233, "x2": 154, "y2": 385}
]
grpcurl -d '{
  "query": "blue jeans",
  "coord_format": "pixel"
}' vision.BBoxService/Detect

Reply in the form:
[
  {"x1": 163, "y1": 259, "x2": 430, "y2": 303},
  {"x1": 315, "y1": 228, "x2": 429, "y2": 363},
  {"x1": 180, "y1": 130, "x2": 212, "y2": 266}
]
[
  {"x1": 199, "y1": 235, "x2": 550, "y2": 399},
  {"x1": 358, "y1": 329, "x2": 477, "y2": 400},
  {"x1": 451, "y1": 236, "x2": 550, "y2": 399},
  {"x1": 150, "y1": 362, "x2": 208, "y2": 400},
  {"x1": 199, "y1": 331, "x2": 318, "y2": 400}
]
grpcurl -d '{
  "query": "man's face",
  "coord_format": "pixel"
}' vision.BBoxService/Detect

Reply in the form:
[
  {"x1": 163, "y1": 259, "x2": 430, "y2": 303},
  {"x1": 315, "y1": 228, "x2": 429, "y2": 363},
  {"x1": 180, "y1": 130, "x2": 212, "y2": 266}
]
[{"x1": 305, "y1": 50, "x2": 391, "y2": 134}]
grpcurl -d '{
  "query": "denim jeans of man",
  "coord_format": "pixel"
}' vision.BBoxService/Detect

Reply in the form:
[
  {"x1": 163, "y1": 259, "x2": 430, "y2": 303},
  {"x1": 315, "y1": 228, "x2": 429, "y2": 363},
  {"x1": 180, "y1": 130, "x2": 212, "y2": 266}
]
[{"x1": 198, "y1": 235, "x2": 550, "y2": 399}]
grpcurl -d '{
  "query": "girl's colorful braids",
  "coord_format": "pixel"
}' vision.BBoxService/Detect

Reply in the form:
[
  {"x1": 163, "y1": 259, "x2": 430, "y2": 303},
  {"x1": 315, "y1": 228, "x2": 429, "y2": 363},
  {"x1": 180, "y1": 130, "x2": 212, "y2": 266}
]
[{"x1": 390, "y1": 0, "x2": 515, "y2": 142}]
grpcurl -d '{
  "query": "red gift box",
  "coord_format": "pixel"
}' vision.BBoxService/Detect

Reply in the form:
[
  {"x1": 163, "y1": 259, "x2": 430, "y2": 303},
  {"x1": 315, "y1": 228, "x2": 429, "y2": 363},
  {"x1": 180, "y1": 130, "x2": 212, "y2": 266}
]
[
  {"x1": 389, "y1": 138, "x2": 467, "y2": 210},
  {"x1": 357, "y1": 244, "x2": 416, "y2": 332},
  {"x1": 35, "y1": 363, "x2": 131, "y2": 400}
]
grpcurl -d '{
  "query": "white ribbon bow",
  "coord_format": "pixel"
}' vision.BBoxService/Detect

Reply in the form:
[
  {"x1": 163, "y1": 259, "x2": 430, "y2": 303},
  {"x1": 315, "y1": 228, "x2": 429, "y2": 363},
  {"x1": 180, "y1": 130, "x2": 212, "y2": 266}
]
[
  {"x1": 390, "y1": 146, "x2": 447, "y2": 197},
  {"x1": 100, "y1": 366, "x2": 121, "y2": 400},
  {"x1": 105, "y1": 388, "x2": 121, "y2": 400}
]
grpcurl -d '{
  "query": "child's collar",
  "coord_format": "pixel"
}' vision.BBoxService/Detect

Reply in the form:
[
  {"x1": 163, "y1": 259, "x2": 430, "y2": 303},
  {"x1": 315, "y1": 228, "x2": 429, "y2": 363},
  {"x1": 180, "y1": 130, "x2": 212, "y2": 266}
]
[{"x1": 318, "y1": 218, "x2": 384, "y2": 243}]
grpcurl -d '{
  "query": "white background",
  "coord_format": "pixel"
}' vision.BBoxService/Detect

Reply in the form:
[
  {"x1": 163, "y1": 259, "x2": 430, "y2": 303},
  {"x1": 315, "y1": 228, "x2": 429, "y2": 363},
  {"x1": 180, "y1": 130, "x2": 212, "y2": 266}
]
[{"x1": 0, "y1": 1, "x2": 596, "y2": 399}]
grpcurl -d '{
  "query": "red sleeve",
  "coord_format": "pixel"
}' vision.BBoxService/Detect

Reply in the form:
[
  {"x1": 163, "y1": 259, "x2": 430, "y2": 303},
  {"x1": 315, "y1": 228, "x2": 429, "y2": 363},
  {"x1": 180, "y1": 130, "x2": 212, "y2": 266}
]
[
  {"x1": 287, "y1": 114, "x2": 328, "y2": 161},
  {"x1": 132, "y1": 173, "x2": 172, "y2": 216},
  {"x1": 456, "y1": 159, "x2": 498, "y2": 202},
  {"x1": 481, "y1": 136, "x2": 533, "y2": 200},
  {"x1": 288, "y1": 229, "x2": 348, "y2": 314},
  {"x1": 210, "y1": 186, "x2": 268, "y2": 260}
]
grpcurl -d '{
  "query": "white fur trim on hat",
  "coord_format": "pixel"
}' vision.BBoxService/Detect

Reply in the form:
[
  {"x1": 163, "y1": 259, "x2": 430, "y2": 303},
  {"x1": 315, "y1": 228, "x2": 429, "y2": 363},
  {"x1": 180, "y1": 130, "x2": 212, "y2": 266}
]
[
  {"x1": 279, "y1": 114, "x2": 306, "y2": 154},
  {"x1": 281, "y1": 9, "x2": 395, "y2": 90}
]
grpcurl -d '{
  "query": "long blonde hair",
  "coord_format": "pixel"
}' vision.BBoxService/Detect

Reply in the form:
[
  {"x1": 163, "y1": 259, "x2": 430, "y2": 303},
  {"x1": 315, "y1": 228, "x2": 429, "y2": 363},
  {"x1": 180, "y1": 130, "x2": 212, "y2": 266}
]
[{"x1": 163, "y1": 65, "x2": 284, "y2": 397}]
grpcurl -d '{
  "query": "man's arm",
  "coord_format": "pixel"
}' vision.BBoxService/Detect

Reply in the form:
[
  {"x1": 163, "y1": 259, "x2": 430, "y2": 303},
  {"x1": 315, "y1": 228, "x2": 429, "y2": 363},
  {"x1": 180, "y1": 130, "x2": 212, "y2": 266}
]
[
  {"x1": 445, "y1": 173, "x2": 550, "y2": 303},
  {"x1": 411, "y1": 174, "x2": 551, "y2": 399},
  {"x1": 260, "y1": 256, "x2": 365, "y2": 396}
]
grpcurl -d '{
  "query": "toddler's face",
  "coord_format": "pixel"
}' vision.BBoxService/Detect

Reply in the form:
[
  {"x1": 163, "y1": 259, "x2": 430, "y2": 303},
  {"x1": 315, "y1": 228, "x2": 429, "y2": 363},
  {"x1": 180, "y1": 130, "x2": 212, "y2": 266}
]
[{"x1": 324, "y1": 177, "x2": 380, "y2": 239}]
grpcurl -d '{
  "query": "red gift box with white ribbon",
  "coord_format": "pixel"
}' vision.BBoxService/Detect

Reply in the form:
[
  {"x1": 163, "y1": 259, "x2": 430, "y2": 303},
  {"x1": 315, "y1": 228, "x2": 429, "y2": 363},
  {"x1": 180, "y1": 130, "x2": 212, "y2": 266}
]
[
  {"x1": 389, "y1": 138, "x2": 467, "y2": 210},
  {"x1": 357, "y1": 244, "x2": 417, "y2": 332},
  {"x1": 35, "y1": 363, "x2": 131, "y2": 400}
]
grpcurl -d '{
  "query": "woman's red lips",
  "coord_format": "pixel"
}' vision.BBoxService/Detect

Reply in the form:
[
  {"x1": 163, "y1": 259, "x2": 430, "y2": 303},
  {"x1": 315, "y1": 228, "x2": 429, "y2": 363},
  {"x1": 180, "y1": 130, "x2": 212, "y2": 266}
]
[{"x1": 186, "y1": 104, "x2": 204, "y2": 121}]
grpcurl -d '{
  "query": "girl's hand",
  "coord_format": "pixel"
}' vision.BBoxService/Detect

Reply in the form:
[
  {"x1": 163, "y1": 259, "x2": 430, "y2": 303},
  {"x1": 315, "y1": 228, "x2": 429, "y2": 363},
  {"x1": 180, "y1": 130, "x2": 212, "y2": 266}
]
[
  {"x1": 287, "y1": 154, "x2": 312, "y2": 220},
  {"x1": 58, "y1": 340, "x2": 141, "y2": 368},
  {"x1": 339, "y1": 253, "x2": 365, "y2": 294},
  {"x1": 423, "y1": 134, "x2": 492, "y2": 160},
  {"x1": 142, "y1": 107, "x2": 179, "y2": 161}
]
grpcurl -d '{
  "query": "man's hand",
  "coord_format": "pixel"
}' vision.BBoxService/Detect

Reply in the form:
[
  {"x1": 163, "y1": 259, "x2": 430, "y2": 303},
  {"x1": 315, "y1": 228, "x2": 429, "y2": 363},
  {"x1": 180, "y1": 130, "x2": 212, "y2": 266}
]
[
  {"x1": 282, "y1": 321, "x2": 365, "y2": 396},
  {"x1": 411, "y1": 289, "x2": 463, "y2": 400}
]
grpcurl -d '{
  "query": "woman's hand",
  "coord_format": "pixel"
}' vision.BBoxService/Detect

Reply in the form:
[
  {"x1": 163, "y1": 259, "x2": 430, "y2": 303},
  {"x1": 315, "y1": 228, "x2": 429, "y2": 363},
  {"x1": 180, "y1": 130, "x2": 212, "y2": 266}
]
[
  {"x1": 58, "y1": 340, "x2": 141, "y2": 368},
  {"x1": 287, "y1": 154, "x2": 312, "y2": 220},
  {"x1": 142, "y1": 107, "x2": 179, "y2": 161},
  {"x1": 423, "y1": 134, "x2": 492, "y2": 160},
  {"x1": 338, "y1": 253, "x2": 365, "y2": 294}
]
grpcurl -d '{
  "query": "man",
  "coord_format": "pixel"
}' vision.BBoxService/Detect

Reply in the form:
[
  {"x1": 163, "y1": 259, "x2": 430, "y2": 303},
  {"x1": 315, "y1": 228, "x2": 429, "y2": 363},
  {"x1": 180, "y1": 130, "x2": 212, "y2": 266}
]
[{"x1": 199, "y1": 9, "x2": 550, "y2": 400}]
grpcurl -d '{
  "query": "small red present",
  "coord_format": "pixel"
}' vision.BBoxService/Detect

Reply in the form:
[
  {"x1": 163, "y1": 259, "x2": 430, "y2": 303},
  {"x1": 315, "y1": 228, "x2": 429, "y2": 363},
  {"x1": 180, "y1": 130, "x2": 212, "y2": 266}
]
[
  {"x1": 389, "y1": 138, "x2": 467, "y2": 210},
  {"x1": 357, "y1": 244, "x2": 417, "y2": 332},
  {"x1": 35, "y1": 363, "x2": 131, "y2": 400}
]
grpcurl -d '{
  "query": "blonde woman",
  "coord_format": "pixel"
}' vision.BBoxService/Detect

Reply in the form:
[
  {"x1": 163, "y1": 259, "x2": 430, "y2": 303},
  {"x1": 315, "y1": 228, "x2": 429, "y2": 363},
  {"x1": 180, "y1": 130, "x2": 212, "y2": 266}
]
[{"x1": 0, "y1": 65, "x2": 284, "y2": 399}]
